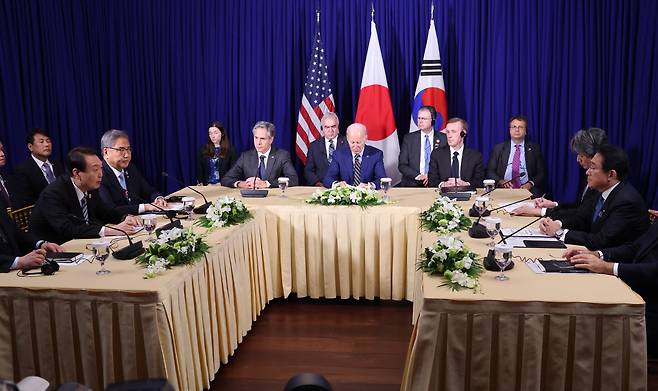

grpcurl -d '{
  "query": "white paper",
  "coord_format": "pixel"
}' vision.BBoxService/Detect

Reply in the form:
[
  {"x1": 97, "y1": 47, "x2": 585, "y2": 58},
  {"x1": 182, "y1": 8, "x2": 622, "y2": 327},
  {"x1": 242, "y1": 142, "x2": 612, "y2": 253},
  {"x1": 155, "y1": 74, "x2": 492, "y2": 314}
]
[
  {"x1": 57, "y1": 254, "x2": 92, "y2": 267},
  {"x1": 499, "y1": 236, "x2": 560, "y2": 248},
  {"x1": 500, "y1": 201, "x2": 534, "y2": 213},
  {"x1": 500, "y1": 228, "x2": 551, "y2": 238}
]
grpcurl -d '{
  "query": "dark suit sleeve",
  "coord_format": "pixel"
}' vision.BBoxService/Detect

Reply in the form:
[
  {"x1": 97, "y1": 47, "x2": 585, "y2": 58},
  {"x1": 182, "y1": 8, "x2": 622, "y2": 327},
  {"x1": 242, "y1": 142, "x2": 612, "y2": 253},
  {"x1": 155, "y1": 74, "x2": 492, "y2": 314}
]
[
  {"x1": 397, "y1": 135, "x2": 417, "y2": 182},
  {"x1": 618, "y1": 262, "x2": 658, "y2": 298},
  {"x1": 304, "y1": 145, "x2": 321, "y2": 185},
  {"x1": 224, "y1": 148, "x2": 238, "y2": 174},
  {"x1": 427, "y1": 149, "x2": 442, "y2": 187},
  {"x1": 323, "y1": 158, "x2": 340, "y2": 188},
  {"x1": 32, "y1": 189, "x2": 104, "y2": 244},
  {"x1": 529, "y1": 145, "x2": 546, "y2": 190},
  {"x1": 469, "y1": 152, "x2": 485, "y2": 188},
  {"x1": 486, "y1": 144, "x2": 504, "y2": 182},
  {"x1": 278, "y1": 151, "x2": 299, "y2": 187},
  {"x1": 221, "y1": 153, "x2": 246, "y2": 187},
  {"x1": 197, "y1": 151, "x2": 208, "y2": 185},
  {"x1": 9, "y1": 165, "x2": 33, "y2": 208},
  {"x1": 373, "y1": 151, "x2": 386, "y2": 189},
  {"x1": 98, "y1": 181, "x2": 139, "y2": 215},
  {"x1": 564, "y1": 202, "x2": 646, "y2": 250}
]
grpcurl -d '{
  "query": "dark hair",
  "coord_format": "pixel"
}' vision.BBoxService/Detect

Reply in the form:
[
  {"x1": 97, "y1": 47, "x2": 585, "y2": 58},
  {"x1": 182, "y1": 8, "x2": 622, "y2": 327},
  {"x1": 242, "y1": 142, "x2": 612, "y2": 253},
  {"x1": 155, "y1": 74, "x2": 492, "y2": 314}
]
[
  {"x1": 570, "y1": 127, "x2": 607, "y2": 157},
  {"x1": 509, "y1": 115, "x2": 529, "y2": 128},
  {"x1": 418, "y1": 106, "x2": 437, "y2": 124},
  {"x1": 202, "y1": 121, "x2": 231, "y2": 159},
  {"x1": 65, "y1": 147, "x2": 97, "y2": 175},
  {"x1": 446, "y1": 117, "x2": 468, "y2": 134},
  {"x1": 596, "y1": 144, "x2": 629, "y2": 180},
  {"x1": 26, "y1": 128, "x2": 50, "y2": 144}
]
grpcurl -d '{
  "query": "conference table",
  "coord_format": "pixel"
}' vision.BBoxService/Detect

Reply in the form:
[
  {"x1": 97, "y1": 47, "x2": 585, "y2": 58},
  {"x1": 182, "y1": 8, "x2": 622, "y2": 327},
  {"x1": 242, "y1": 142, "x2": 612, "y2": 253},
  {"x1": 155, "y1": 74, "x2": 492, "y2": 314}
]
[{"x1": 0, "y1": 186, "x2": 647, "y2": 390}]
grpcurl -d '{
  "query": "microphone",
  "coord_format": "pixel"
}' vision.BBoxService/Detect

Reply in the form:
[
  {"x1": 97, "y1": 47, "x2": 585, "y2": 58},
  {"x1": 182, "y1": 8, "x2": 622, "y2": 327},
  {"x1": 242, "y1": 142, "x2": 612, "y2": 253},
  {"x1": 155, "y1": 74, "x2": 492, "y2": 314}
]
[
  {"x1": 239, "y1": 159, "x2": 269, "y2": 198},
  {"x1": 468, "y1": 195, "x2": 533, "y2": 238},
  {"x1": 481, "y1": 216, "x2": 543, "y2": 271},
  {"x1": 69, "y1": 215, "x2": 145, "y2": 260},
  {"x1": 147, "y1": 202, "x2": 183, "y2": 234},
  {"x1": 468, "y1": 172, "x2": 527, "y2": 217},
  {"x1": 161, "y1": 171, "x2": 212, "y2": 213}
]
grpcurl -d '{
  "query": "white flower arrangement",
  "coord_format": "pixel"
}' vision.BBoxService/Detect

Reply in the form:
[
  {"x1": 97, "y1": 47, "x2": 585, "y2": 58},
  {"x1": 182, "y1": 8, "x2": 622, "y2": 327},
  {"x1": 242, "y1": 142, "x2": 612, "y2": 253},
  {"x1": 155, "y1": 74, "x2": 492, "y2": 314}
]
[
  {"x1": 136, "y1": 227, "x2": 209, "y2": 278},
  {"x1": 419, "y1": 196, "x2": 473, "y2": 234},
  {"x1": 306, "y1": 185, "x2": 385, "y2": 207},
  {"x1": 195, "y1": 196, "x2": 252, "y2": 229},
  {"x1": 417, "y1": 236, "x2": 483, "y2": 291}
]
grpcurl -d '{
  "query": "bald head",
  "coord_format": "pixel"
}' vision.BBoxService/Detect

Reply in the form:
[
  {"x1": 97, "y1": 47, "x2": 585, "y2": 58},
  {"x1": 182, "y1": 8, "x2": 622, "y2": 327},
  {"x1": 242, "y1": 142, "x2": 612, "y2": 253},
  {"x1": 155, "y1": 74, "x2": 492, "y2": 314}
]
[{"x1": 346, "y1": 123, "x2": 368, "y2": 154}]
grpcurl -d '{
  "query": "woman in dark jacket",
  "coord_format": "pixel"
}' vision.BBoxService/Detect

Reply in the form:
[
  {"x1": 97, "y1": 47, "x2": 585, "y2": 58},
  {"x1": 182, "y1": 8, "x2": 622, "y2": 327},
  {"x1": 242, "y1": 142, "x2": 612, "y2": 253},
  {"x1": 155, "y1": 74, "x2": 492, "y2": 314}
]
[{"x1": 198, "y1": 121, "x2": 237, "y2": 185}]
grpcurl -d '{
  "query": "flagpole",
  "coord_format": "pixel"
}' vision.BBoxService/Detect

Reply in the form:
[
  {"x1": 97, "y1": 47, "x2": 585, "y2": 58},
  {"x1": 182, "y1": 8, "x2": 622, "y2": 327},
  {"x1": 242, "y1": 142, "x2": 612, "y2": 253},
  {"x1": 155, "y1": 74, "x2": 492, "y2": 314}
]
[
  {"x1": 371, "y1": 2, "x2": 374, "y2": 21},
  {"x1": 431, "y1": 2, "x2": 434, "y2": 21}
]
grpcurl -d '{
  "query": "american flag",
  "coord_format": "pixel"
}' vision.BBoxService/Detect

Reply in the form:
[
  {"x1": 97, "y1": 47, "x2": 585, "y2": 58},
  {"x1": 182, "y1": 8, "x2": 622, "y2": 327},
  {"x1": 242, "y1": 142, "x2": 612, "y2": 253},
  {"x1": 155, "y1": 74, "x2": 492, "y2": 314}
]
[{"x1": 295, "y1": 25, "x2": 335, "y2": 164}]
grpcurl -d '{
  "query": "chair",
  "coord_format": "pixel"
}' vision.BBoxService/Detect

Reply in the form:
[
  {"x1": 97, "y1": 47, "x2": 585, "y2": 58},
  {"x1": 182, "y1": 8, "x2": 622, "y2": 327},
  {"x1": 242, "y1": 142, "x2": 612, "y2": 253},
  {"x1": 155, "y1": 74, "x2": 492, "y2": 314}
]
[
  {"x1": 283, "y1": 373, "x2": 332, "y2": 391},
  {"x1": 10, "y1": 205, "x2": 33, "y2": 232},
  {"x1": 650, "y1": 209, "x2": 657, "y2": 224}
]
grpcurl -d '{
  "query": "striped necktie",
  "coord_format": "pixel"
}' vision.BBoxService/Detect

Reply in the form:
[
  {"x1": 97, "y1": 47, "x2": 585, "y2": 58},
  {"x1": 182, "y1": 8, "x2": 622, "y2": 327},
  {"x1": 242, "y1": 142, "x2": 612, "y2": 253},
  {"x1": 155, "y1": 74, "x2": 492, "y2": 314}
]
[
  {"x1": 80, "y1": 195, "x2": 89, "y2": 224},
  {"x1": 328, "y1": 140, "x2": 335, "y2": 163},
  {"x1": 353, "y1": 155, "x2": 361, "y2": 186},
  {"x1": 42, "y1": 163, "x2": 56, "y2": 184}
]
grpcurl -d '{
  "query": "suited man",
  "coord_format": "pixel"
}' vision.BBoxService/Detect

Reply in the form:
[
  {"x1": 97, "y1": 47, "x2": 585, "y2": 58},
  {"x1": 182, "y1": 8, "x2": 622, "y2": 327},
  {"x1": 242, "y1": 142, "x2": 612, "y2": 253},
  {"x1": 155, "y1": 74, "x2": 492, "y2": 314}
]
[
  {"x1": 323, "y1": 123, "x2": 386, "y2": 189},
  {"x1": 0, "y1": 140, "x2": 16, "y2": 210},
  {"x1": 487, "y1": 115, "x2": 546, "y2": 197},
  {"x1": 10, "y1": 128, "x2": 64, "y2": 208},
  {"x1": 427, "y1": 117, "x2": 484, "y2": 188},
  {"x1": 222, "y1": 121, "x2": 299, "y2": 189},
  {"x1": 99, "y1": 129, "x2": 166, "y2": 215},
  {"x1": 565, "y1": 222, "x2": 658, "y2": 356},
  {"x1": 29, "y1": 147, "x2": 141, "y2": 244},
  {"x1": 398, "y1": 106, "x2": 448, "y2": 187},
  {"x1": 304, "y1": 112, "x2": 346, "y2": 186},
  {"x1": 539, "y1": 144, "x2": 649, "y2": 250},
  {"x1": 0, "y1": 207, "x2": 64, "y2": 272},
  {"x1": 512, "y1": 127, "x2": 607, "y2": 218}
]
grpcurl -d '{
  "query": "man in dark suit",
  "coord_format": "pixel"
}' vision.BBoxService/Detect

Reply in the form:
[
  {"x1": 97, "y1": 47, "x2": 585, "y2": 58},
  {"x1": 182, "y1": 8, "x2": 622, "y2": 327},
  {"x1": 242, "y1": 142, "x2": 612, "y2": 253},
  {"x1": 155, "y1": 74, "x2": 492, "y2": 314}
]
[
  {"x1": 398, "y1": 106, "x2": 448, "y2": 187},
  {"x1": 487, "y1": 115, "x2": 546, "y2": 197},
  {"x1": 222, "y1": 121, "x2": 299, "y2": 188},
  {"x1": 98, "y1": 129, "x2": 166, "y2": 215},
  {"x1": 0, "y1": 140, "x2": 16, "y2": 210},
  {"x1": 303, "y1": 112, "x2": 346, "y2": 186},
  {"x1": 427, "y1": 117, "x2": 484, "y2": 188},
  {"x1": 10, "y1": 128, "x2": 64, "y2": 208},
  {"x1": 323, "y1": 123, "x2": 387, "y2": 189},
  {"x1": 539, "y1": 144, "x2": 649, "y2": 250},
  {"x1": 29, "y1": 147, "x2": 141, "y2": 244},
  {"x1": 0, "y1": 207, "x2": 64, "y2": 272},
  {"x1": 512, "y1": 127, "x2": 607, "y2": 218},
  {"x1": 565, "y1": 221, "x2": 658, "y2": 356}
]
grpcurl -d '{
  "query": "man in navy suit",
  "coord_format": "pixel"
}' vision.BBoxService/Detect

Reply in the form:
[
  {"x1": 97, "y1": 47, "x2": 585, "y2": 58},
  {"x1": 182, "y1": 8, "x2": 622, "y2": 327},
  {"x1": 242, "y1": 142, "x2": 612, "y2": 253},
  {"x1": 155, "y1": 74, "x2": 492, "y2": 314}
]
[
  {"x1": 539, "y1": 144, "x2": 649, "y2": 249},
  {"x1": 398, "y1": 106, "x2": 448, "y2": 187},
  {"x1": 304, "y1": 112, "x2": 346, "y2": 186},
  {"x1": 222, "y1": 121, "x2": 299, "y2": 188},
  {"x1": 10, "y1": 128, "x2": 64, "y2": 208},
  {"x1": 323, "y1": 123, "x2": 386, "y2": 189}
]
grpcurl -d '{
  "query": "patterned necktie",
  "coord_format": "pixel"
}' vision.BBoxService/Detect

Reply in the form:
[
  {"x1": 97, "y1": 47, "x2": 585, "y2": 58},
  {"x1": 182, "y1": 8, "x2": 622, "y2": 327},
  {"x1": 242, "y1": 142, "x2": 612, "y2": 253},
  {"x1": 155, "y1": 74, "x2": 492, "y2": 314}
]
[
  {"x1": 118, "y1": 172, "x2": 131, "y2": 201},
  {"x1": 258, "y1": 155, "x2": 266, "y2": 179},
  {"x1": 592, "y1": 195, "x2": 604, "y2": 223},
  {"x1": 450, "y1": 151, "x2": 460, "y2": 179},
  {"x1": 328, "y1": 140, "x2": 335, "y2": 163},
  {"x1": 423, "y1": 135, "x2": 431, "y2": 175},
  {"x1": 42, "y1": 163, "x2": 56, "y2": 184},
  {"x1": 353, "y1": 155, "x2": 361, "y2": 186},
  {"x1": 512, "y1": 144, "x2": 522, "y2": 188},
  {"x1": 80, "y1": 196, "x2": 89, "y2": 224},
  {"x1": 0, "y1": 175, "x2": 10, "y2": 206}
]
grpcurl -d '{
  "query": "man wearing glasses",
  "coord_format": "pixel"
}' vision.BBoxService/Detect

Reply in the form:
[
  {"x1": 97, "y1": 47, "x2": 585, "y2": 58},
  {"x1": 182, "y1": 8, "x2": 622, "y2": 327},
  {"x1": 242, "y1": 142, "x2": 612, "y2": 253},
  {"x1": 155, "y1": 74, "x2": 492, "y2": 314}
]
[
  {"x1": 486, "y1": 115, "x2": 546, "y2": 197},
  {"x1": 398, "y1": 106, "x2": 448, "y2": 187},
  {"x1": 99, "y1": 129, "x2": 166, "y2": 214}
]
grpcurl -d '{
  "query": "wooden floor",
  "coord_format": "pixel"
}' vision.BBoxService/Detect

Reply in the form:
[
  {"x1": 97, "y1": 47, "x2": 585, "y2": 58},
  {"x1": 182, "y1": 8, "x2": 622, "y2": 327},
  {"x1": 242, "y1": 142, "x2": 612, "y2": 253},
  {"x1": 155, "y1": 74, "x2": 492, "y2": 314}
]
[
  {"x1": 209, "y1": 297, "x2": 414, "y2": 391},
  {"x1": 209, "y1": 296, "x2": 658, "y2": 391}
]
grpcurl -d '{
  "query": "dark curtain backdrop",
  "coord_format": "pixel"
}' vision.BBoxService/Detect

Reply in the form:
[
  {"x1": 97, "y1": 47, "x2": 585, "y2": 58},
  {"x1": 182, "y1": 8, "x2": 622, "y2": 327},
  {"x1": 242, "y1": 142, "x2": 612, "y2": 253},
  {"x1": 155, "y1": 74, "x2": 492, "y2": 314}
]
[{"x1": 1, "y1": 0, "x2": 656, "y2": 206}]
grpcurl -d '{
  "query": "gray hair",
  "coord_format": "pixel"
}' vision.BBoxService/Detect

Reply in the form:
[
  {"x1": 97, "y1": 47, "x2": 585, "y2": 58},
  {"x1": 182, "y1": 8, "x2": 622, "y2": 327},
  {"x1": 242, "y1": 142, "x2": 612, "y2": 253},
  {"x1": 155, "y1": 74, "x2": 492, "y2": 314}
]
[
  {"x1": 100, "y1": 129, "x2": 130, "y2": 149},
  {"x1": 346, "y1": 123, "x2": 367, "y2": 138},
  {"x1": 252, "y1": 121, "x2": 275, "y2": 138},
  {"x1": 321, "y1": 112, "x2": 339, "y2": 126},
  {"x1": 570, "y1": 127, "x2": 607, "y2": 157}
]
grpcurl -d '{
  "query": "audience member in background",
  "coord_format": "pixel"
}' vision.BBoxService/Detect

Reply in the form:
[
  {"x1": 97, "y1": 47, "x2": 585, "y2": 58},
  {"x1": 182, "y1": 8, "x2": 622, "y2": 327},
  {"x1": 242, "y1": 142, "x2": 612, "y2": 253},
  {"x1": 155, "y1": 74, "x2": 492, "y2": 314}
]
[
  {"x1": 197, "y1": 121, "x2": 237, "y2": 185},
  {"x1": 222, "y1": 121, "x2": 298, "y2": 189},
  {"x1": 513, "y1": 127, "x2": 607, "y2": 217},
  {"x1": 0, "y1": 140, "x2": 16, "y2": 210},
  {"x1": 539, "y1": 144, "x2": 649, "y2": 249},
  {"x1": 29, "y1": 147, "x2": 140, "y2": 244},
  {"x1": 99, "y1": 129, "x2": 166, "y2": 215},
  {"x1": 10, "y1": 128, "x2": 64, "y2": 208},
  {"x1": 564, "y1": 221, "x2": 658, "y2": 357},
  {"x1": 486, "y1": 115, "x2": 546, "y2": 197},
  {"x1": 323, "y1": 123, "x2": 386, "y2": 189},
  {"x1": 398, "y1": 106, "x2": 448, "y2": 187},
  {"x1": 304, "y1": 112, "x2": 346, "y2": 186},
  {"x1": 427, "y1": 117, "x2": 484, "y2": 188},
  {"x1": 0, "y1": 206, "x2": 64, "y2": 273}
]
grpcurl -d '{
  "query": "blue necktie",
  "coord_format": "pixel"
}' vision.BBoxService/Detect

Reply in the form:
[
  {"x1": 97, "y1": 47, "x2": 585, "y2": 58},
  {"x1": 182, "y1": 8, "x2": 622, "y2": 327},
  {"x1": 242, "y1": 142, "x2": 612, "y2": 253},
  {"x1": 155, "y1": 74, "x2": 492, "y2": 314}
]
[
  {"x1": 423, "y1": 135, "x2": 431, "y2": 175},
  {"x1": 258, "y1": 155, "x2": 266, "y2": 179},
  {"x1": 592, "y1": 195, "x2": 604, "y2": 223}
]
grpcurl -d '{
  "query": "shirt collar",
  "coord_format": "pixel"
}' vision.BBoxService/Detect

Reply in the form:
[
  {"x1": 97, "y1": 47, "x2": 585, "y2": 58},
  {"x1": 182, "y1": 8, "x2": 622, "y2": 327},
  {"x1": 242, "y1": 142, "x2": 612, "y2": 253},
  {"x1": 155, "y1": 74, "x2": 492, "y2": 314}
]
[
  {"x1": 70, "y1": 177, "x2": 87, "y2": 202},
  {"x1": 258, "y1": 148, "x2": 272, "y2": 159},
  {"x1": 510, "y1": 140, "x2": 525, "y2": 149},
  {"x1": 449, "y1": 145, "x2": 464, "y2": 155},
  {"x1": 106, "y1": 161, "x2": 125, "y2": 179},
  {"x1": 601, "y1": 181, "x2": 620, "y2": 200},
  {"x1": 31, "y1": 154, "x2": 52, "y2": 168}
]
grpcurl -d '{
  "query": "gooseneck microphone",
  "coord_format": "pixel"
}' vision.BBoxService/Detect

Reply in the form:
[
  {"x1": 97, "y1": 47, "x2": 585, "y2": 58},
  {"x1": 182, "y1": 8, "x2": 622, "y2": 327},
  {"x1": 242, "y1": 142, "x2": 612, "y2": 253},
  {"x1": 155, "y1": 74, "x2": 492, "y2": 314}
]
[
  {"x1": 468, "y1": 194, "x2": 533, "y2": 238},
  {"x1": 239, "y1": 158, "x2": 269, "y2": 198},
  {"x1": 69, "y1": 215, "x2": 145, "y2": 260},
  {"x1": 148, "y1": 202, "x2": 183, "y2": 234},
  {"x1": 481, "y1": 216, "x2": 544, "y2": 271},
  {"x1": 161, "y1": 172, "x2": 212, "y2": 213},
  {"x1": 468, "y1": 172, "x2": 527, "y2": 217}
]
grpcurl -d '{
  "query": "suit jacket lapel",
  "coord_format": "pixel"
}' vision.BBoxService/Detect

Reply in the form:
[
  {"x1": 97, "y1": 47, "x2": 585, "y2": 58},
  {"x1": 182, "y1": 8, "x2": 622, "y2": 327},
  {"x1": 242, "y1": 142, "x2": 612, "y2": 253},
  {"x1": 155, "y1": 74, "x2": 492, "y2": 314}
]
[
  {"x1": 500, "y1": 143, "x2": 511, "y2": 177},
  {"x1": 412, "y1": 132, "x2": 423, "y2": 171},
  {"x1": 265, "y1": 149, "x2": 277, "y2": 180},
  {"x1": 64, "y1": 177, "x2": 85, "y2": 221},
  {"x1": 29, "y1": 159, "x2": 49, "y2": 189}
]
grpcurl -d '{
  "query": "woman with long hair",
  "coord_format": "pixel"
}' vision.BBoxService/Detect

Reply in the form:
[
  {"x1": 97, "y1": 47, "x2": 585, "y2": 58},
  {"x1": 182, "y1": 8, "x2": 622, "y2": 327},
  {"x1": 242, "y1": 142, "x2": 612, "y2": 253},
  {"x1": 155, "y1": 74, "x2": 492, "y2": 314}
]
[{"x1": 198, "y1": 121, "x2": 237, "y2": 185}]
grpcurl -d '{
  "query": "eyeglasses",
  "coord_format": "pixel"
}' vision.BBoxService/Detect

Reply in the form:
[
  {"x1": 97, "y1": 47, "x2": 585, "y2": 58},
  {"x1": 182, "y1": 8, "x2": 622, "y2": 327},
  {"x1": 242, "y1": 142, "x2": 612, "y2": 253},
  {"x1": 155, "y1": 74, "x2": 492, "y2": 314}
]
[
  {"x1": 107, "y1": 146, "x2": 132, "y2": 154},
  {"x1": 509, "y1": 126, "x2": 526, "y2": 130}
]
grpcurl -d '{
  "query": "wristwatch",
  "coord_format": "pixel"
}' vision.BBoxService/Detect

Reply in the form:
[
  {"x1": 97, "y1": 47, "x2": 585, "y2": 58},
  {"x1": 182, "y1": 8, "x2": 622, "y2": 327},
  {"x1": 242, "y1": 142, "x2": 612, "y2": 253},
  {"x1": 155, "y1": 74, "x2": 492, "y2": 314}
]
[{"x1": 554, "y1": 228, "x2": 565, "y2": 239}]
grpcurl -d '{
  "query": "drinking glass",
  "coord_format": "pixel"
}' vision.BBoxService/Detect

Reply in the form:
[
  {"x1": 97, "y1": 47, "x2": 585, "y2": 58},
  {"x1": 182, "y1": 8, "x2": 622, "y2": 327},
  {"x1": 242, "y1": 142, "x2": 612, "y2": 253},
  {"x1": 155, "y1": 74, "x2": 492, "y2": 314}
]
[
  {"x1": 142, "y1": 214, "x2": 157, "y2": 242},
  {"x1": 474, "y1": 196, "x2": 489, "y2": 217},
  {"x1": 278, "y1": 177, "x2": 289, "y2": 197},
  {"x1": 86, "y1": 240, "x2": 111, "y2": 275},
  {"x1": 484, "y1": 179, "x2": 496, "y2": 194},
  {"x1": 380, "y1": 177, "x2": 392, "y2": 201},
  {"x1": 494, "y1": 243, "x2": 513, "y2": 281},
  {"x1": 484, "y1": 217, "x2": 502, "y2": 248},
  {"x1": 182, "y1": 196, "x2": 195, "y2": 219}
]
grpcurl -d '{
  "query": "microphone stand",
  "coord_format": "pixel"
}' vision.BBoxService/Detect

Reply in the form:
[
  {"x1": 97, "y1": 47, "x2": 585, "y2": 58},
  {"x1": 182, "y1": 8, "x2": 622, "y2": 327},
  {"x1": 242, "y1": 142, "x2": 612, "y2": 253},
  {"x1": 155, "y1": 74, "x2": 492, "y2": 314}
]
[
  {"x1": 468, "y1": 172, "x2": 526, "y2": 217},
  {"x1": 468, "y1": 195, "x2": 532, "y2": 238},
  {"x1": 70, "y1": 215, "x2": 145, "y2": 260},
  {"x1": 161, "y1": 172, "x2": 212, "y2": 213},
  {"x1": 482, "y1": 216, "x2": 543, "y2": 271},
  {"x1": 148, "y1": 202, "x2": 183, "y2": 234}
]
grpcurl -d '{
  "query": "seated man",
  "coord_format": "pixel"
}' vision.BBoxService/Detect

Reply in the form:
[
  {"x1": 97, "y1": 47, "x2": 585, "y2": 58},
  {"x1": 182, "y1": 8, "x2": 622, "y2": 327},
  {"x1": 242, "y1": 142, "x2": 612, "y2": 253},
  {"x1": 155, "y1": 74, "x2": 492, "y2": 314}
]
[
  {"x1": 513, "y1": 127, "x2": 606, "y2": 217},
  {"x1": 29, "y1": 147, "x2": 141, "y2": 244},
  {"x1": 0, "y1": 207, "x2": 64, "y2": 272},
  {"x1": 398, "y1": 106, "x2": 448, "y2": 187},
  {"x1": 487, "y1": 115, "x2": 546, "y2": 197},
  {"x1": 222, "y1": 121, "x2": 299, "y2": 188},
  {"x1": 99, "y1": 129, "x2": 167, "y2": 215},
  {"x1": 539, "y1": 144, "x2": 649, "y2": 250},
  {"x1": 0, "y1": 140, "x2": 15, "y2": 210},
  {"x1": 323, "y1": 123, "x2": 386, "y2": 189},
  {"x1": 565, "y1": 221, "x2": 658, "y2": 357},
  {"x1": 427, "y1": 117, "x2": 484, "y2": 188},
  {"x1": 11, "y1": 128, "x2": 64, "y2": 208},
  {"x1": 304, "y1": 112, "x2": 346, "y2": 186}
]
